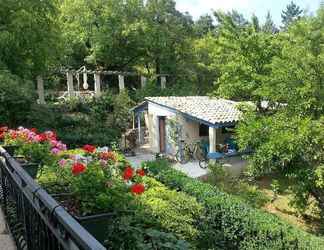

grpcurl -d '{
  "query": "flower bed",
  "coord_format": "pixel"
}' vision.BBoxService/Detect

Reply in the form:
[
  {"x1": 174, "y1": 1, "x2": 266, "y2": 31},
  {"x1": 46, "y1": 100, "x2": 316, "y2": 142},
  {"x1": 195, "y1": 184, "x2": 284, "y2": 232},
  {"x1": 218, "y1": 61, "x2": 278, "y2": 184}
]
[{"x1": 0, "y1": 126, "x2": 202, "y2": 248}]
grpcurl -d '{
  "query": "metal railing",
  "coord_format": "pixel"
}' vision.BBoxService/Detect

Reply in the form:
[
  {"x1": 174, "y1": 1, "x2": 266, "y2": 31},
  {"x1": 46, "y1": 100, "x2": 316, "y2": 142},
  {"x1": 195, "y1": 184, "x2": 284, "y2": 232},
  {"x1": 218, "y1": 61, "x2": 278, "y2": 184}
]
[{"x1": 0, "y1": 147, "x2": 106, "y2": 250}]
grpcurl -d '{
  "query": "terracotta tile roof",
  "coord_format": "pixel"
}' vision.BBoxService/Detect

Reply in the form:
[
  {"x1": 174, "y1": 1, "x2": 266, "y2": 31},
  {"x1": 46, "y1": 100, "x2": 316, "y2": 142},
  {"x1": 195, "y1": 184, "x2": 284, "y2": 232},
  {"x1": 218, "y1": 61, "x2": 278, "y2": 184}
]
[{"x1": 145, "y1": 96, "x2": 242, "y2": 125}]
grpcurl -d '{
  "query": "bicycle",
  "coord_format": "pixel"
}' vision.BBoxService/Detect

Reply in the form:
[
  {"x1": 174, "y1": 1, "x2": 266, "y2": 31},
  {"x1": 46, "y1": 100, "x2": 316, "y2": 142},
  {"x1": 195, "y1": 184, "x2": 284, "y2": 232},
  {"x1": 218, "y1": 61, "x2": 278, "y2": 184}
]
[{"x1": 175, "y1": 140, "x2": 206, "y2": 164}]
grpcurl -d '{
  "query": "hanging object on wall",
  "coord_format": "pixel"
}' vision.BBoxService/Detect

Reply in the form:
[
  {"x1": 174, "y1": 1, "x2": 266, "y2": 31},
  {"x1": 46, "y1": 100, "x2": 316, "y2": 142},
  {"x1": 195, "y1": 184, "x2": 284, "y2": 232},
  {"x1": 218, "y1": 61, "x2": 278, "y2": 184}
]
[{"x1": 83, "y1": 71, "x2": 89, "y2": 90}]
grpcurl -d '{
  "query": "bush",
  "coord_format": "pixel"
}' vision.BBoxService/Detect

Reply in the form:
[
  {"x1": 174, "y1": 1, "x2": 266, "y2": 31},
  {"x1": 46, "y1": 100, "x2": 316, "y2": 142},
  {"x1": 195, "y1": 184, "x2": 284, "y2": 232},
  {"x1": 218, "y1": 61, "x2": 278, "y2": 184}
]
[
  {"x1": 104, "y1": 176, "x2": 201, "y2": 249},
  {"x1": 145, "y1": 160, "x2": 324, "y2": 249},
  {"x1": 139, "y1": 177, "x2": 203, "y2": 241},
  {"x1": 0, "y1": 71, "x2": 35, "y2": 127},
  {"x1": 105, "y1": 214, "x2": 191, "y2": 250},
  {"x1": 26, "y1": 91, "x2": 134, "y2": 147}
]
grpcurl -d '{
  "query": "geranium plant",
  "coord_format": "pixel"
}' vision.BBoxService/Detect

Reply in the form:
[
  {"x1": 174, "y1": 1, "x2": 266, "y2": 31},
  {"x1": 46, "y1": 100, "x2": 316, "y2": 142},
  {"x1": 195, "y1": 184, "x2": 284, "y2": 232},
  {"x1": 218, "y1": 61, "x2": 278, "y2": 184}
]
[
  {"x1": 2, "y1": 127, "x2": 66, "y2": 166},
  {"x1": 55, "y1": 145, "x2": 147, "y2": 216}
]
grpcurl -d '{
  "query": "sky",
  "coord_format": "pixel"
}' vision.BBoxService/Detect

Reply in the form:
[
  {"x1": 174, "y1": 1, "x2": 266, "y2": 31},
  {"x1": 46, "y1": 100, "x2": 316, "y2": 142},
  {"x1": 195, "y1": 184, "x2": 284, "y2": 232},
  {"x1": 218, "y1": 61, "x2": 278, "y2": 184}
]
[{"x1": 175, "y1": 0, "x2": 322, "y2": 25}]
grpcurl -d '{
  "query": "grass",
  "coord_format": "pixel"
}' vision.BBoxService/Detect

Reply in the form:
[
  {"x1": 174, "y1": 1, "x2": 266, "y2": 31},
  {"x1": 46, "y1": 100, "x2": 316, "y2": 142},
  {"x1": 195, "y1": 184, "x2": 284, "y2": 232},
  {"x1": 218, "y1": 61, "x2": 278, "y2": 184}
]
[{"x1": 205, "y1": 166, "x2": 321, "y2": 235}]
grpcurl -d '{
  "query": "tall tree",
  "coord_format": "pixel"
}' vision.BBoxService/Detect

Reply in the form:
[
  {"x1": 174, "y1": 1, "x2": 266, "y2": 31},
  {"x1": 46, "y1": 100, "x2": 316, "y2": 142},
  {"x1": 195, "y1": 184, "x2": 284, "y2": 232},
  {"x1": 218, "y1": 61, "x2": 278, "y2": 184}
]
[
  {"x1": 237, "y1": 8, "x2": 324, "y2": 226},
  {"x1": 212, "y1": 13, "x2": 280, "y2": 110},
  {"x1": 281, "y1": 1, "x2": 303, "y2": 30},
  {"x1": 0, "y1": 0, "x2": 62, "y2": 78},
  {"x1": 262, "y1": 11, "x2": 278, "y2": 33},
  {"x1": 194, "y1": 14, "x2": 215, "y2": 37}
]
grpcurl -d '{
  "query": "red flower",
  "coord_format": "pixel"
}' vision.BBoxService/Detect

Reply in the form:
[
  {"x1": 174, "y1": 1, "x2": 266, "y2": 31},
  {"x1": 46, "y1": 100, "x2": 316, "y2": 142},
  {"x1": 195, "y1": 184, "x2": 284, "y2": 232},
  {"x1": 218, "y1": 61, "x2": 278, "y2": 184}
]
[
  {"x1": 0, "y1": 126, "x2": 8, "y2": 132},
  {"x1": 99, "y1": 151, "x2": 116, "y2": 161},
  {"x1": 131, "y1": 183, "x2": 145, "y2": 195},
  {"x1": 136, "y1": 168, "x2": 145, "y2": 177},
  {"x1": 38, "y1": 133, "x2": 47, "y2": 142},
  {"x1": 10, "y1": 131, "x2": 17, "y2": 139},
  {"x1": 30, "y1": 128, "x2": 37, "y2": 133},
  {"x1": 72, "y1": 163, "x2": 86, "y2": 175},
  {"x1": 123, "y1": 166, "x2": 134, "y2": 180},
  {"x1": 83, "y1": 144, "x2": 96, "y2": 153}
]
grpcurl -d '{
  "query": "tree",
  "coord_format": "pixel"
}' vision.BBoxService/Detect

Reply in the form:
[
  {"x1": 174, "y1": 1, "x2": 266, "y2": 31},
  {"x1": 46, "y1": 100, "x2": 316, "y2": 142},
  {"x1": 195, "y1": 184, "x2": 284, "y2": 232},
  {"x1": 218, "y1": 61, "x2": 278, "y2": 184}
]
[
  {"x1": 281, "y1": 1, "x2": 303, "y2": 30},
  {"x1": 0, "y1": 0, "x2": 62, "y2": 78},
  {"x1": 262, "y1": 11, "x2": 278, "y2": 33},
  {"x1": 236, "y1": 8, "x2": 324, "y2": 227},
  {"x1": 212, "y1": 14, "x2": 281, "y2": 110},
  {"x1": 194, "y1": 14, "x2": 215, "y2": 37}
]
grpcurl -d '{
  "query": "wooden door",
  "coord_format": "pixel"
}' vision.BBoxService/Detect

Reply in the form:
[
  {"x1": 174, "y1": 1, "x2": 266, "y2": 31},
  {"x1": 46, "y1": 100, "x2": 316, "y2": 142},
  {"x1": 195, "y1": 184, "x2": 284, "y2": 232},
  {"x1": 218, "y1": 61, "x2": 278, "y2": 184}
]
[{"x1": 159, "y1": 117, "x2": 166, "y2": 153}]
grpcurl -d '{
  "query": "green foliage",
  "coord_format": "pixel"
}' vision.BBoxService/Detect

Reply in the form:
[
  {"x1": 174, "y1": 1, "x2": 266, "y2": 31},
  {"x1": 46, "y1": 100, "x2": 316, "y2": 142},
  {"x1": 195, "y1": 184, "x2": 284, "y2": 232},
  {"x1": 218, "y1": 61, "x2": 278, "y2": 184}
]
[
  {"x1": 26, "y1": 91, "x2": 134, "y2": 147},
  {"x1": 145, "y1": 160, "x2": 324, "y2": 249},
  {"x1": 207, "y1": 163, "x2": 269, "y2": 208},
  {"x1": 0, "y1": 0, "x2": 62, "y2": 77},
  {"x1": 281, "y1": 1, "x2": 303, "y2": 30},
  {"x1": 16, "y1": 142, "x2": 56, "y2": 166},
  {"x1": 139, "y1": 179, "x2": 203, "y2": 241},
  {"x1": 105, "y1": 214, "x2": 190, "y2": 250},
  {"x1": 70, "y1": 163, "x2": 132, "y2": 215},
  {"x1": 0, "y1": 71, "x2": 35, "y2": 127}
]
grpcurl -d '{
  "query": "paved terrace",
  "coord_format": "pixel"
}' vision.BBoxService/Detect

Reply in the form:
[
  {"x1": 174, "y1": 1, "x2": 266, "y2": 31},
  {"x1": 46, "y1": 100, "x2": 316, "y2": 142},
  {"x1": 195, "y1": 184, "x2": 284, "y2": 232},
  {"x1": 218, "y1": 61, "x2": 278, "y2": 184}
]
[{"x1": 0, "y1": 208, "x2": 16, "y2": 250}]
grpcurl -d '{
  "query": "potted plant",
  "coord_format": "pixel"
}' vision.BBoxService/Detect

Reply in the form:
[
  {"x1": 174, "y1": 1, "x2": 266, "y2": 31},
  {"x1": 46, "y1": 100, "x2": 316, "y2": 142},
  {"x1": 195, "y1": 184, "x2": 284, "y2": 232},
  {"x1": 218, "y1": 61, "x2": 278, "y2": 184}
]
[
  {"x1": 1, "y1": 127, "x2": 66, "y2": 178},
  {"x1": 53, "y1": 146, "x2": 146, "y2": 243}
]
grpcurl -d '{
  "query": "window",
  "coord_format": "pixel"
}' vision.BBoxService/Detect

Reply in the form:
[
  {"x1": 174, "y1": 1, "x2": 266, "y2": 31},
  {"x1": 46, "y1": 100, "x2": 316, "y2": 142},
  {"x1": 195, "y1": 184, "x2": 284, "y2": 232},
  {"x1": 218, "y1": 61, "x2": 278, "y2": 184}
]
[{"x1": 199, "y1": 124, "x2": 209, "y2": 137}]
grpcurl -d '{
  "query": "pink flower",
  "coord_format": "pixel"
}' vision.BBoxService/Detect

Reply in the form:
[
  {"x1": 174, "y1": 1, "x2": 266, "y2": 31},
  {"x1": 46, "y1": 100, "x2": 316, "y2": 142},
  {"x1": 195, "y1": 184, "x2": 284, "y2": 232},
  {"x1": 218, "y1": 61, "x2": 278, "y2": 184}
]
[
  {"x1": 58, "y1": 159, "x2": 66, "y2": 167},
  {"x1": 51, "y1": 148, "x2": 60, "y2": 155},
  {"x1": 99, "y1": 160, "x2": 107, "y2": 166},
  {"x1": 50, "y1": 140, "x2": 58, "y2": 147}
]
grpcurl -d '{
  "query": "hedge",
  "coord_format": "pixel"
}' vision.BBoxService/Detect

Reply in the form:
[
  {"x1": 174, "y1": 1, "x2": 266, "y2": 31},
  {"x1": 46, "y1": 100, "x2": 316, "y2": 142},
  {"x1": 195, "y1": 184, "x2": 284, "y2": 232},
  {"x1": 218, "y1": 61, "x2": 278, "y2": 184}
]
[{"x1": 145, "y1": 160, "x2": 324, "y2": 250}]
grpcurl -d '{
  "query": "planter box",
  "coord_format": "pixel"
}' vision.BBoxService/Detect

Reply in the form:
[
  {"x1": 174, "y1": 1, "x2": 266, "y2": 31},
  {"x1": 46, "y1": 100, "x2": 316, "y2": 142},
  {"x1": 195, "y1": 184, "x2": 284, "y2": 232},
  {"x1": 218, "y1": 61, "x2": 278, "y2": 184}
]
[
  {"x1": 52, "y1": 194, "x2": 116, "y2": 244},
  {"x1": 75, "y1": 213, "x2": 116, "y2": 244},
  {"x1": 2, "y1": 145, "x2": 19, "y2": 156},
  {"x1": 14, "y1": 156, "x2": 40, "y2": 179}
]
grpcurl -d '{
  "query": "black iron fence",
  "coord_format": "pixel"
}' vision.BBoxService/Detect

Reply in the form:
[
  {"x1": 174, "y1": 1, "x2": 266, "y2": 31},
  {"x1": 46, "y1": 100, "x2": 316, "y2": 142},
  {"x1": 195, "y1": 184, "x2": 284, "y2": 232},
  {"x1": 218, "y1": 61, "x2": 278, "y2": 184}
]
[{"x1": 0, "y1": 147, "x2": 106, "y2": 250}]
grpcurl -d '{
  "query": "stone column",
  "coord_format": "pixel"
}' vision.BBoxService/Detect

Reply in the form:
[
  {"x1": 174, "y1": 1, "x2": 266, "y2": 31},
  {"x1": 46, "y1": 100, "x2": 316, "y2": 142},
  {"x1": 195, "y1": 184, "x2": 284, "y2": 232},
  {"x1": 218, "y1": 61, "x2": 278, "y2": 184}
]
[
  {"x1": 94, "y1": 73, "x2": 101, "y2": 97},
  {"x1": 66, "y1": 71, "x2": 75, "y2": 97},
  {"x1": 160, "y1": 76, "x2": 166, "y2": 89},
  {"x1": 209, "y1": 127, "x2": 217, "y2": 153},
  {"x1": 37, "y1": 75, "x2": 45, "y2": 104},
  {"x1": 141, "y1": 76, "x2": 147, "y2": 88},
  {"x1": 118, "y1": 75, "x2": 125, "y2": 91}
]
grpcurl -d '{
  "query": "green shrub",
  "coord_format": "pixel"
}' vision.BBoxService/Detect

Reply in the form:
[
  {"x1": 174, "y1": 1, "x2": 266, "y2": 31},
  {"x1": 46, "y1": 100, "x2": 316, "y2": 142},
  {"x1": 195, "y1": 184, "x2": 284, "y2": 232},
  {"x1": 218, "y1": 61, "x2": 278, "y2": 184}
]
[
  {"x1": 145, "y1": 160, "x2": 324, "y2": 249},
  {"x1": 26, "y1": 91, "x2": 132, "y2": 147},
  {"x1": 105, "y1": 214, "x2": 191, "y2": 250},
  {"x1": 0, "y1": 71, "x2": 35, "y2": 127},
  {"x1": 139, "y1": 179, "x2": 203, "y2": 241}
]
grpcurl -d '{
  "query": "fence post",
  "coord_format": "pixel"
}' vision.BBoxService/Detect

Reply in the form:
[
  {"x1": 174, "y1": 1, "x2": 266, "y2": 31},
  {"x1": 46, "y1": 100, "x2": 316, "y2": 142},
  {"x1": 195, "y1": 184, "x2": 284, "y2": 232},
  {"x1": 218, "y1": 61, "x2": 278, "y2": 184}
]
[
  {"x1": 66, "y1": 71, "x2": 75, "y2": 97},
  {"x1": 118, "y1": 75, "x2": 125, "y2": 91},
  {"x1": 141, "y1": 76, "x2": 147, "y2": 88},
  {"x1": 160, "y1": 75, "x2": 166, "y2": 89},
  {"x1": 94, "y1": 73, "x2": 101, "y2": 97},
  {"x1": 37, "y1": 76, "x2": 45, "y2": 104}
]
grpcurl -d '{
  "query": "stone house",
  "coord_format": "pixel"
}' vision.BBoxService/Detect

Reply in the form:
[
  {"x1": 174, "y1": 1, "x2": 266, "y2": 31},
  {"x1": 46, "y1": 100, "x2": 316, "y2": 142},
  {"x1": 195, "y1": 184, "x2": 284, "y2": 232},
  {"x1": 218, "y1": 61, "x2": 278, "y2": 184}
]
[{"x1": 131, "y1": 96, "x2": 242, "y2": 157}]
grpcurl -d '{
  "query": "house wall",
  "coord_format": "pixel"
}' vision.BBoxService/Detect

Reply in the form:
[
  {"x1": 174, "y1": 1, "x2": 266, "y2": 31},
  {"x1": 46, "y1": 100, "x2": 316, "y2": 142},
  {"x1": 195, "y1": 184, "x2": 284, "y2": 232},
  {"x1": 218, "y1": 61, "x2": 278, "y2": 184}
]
[{"x1": 145, "y1": 102, "x2": 228, "y2": 155}]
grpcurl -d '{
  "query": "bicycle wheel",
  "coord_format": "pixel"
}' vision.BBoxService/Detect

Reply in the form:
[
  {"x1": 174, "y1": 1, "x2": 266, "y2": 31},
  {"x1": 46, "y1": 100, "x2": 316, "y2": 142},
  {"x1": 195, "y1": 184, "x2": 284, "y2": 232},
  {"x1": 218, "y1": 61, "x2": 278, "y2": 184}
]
[
  {"x1": 175, "y1": 150, "x2": 182, "y2": 162},
  {"x1": 199, "y1": 158, "x2": 209, "y2": 169},
  {"x1": 175, "y1": 150, "x2": 188, "y2": 164}
]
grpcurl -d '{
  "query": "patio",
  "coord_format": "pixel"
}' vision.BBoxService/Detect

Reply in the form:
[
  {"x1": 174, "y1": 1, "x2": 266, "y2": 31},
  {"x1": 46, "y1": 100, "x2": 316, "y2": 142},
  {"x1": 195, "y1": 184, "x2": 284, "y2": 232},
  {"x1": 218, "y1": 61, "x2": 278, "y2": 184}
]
[{"x1": 126, "y1": 149, "x2": 247, "y2": 179}]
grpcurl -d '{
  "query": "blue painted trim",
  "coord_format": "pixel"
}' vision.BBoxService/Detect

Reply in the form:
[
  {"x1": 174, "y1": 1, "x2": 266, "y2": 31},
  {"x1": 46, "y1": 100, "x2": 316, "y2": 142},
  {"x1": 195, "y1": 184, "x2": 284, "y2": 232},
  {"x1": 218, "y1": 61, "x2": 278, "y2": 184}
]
[
  {"x1": 131, "y1": 101, "x2": 148, "y2": 114},
  {"x1": 145, "y1": 99, "x2": 237, "y2": 128}
]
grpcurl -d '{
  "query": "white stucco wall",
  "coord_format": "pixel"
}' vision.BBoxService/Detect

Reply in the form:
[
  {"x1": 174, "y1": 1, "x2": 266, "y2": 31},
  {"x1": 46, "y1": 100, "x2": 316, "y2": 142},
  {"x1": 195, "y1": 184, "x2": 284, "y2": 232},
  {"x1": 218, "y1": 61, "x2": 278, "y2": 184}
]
[{"x1": 146, "y1": 102, "x2": 218, "y2": 155}]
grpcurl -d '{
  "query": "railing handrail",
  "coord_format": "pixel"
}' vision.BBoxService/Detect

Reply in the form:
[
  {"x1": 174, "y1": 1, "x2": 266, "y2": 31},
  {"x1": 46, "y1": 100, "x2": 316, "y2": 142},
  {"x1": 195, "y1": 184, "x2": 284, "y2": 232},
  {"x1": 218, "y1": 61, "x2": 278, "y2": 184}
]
[{"x1": 0, "y1": 147, "x2": 106, "y2": 250}]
